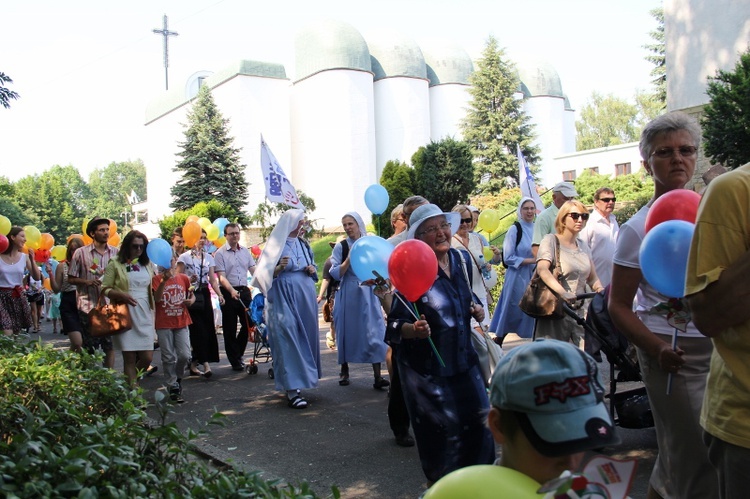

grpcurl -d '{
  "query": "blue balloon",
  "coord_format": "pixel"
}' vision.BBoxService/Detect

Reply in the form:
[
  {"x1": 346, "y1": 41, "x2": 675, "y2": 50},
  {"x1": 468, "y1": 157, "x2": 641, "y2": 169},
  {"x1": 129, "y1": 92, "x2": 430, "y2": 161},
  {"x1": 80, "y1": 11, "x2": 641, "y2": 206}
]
[
  {"x1": 213, "y1": 217, "x2": 230, "y2": 234},
  {"x1": 639, "y1": 220, "x2": 695, "y2": 298},
  {"x1": 349, "y1": 236, "x2": 394, "y2": 282},
  {"x1": 364, "y1": 184, "x2": 390, "y2": 215},
  {"x1": 146, "y1": 238, "x2": 173, "y2": 269}
]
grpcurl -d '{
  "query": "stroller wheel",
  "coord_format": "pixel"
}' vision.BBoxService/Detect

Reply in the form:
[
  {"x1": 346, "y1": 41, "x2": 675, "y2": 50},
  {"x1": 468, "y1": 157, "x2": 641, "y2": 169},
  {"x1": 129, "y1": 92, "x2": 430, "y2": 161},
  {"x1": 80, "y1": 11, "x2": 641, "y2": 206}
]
[
  {"x1": 247, "y1": 364, "x2": 258, "y2": 375},
  {"x1": 268, "y1": 368, "x2": 274, "y2": 379}
]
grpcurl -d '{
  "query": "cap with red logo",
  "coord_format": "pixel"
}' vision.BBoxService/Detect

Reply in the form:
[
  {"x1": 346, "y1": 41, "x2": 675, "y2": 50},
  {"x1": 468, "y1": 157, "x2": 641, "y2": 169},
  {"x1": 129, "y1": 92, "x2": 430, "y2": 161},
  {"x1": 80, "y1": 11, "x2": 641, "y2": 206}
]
[{"x1": 489, "y1": 339, "x2": 620, "y2": 456}]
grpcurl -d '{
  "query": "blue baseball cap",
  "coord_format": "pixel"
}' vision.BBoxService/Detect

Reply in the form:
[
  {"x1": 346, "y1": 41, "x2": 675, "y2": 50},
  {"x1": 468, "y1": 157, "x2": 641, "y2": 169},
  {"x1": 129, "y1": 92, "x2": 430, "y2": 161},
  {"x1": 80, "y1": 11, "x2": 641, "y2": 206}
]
[{"x1": 489, "y1": 339, "x2": 619, "y2": 457}]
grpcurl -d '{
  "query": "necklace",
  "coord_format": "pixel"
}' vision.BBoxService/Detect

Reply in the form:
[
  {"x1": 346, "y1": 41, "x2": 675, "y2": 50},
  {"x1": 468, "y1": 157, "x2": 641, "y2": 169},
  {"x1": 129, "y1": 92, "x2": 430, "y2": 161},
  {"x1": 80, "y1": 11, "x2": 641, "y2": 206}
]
[{"x1": 438, "y1": 258, "x2": 450, "y2": 274}]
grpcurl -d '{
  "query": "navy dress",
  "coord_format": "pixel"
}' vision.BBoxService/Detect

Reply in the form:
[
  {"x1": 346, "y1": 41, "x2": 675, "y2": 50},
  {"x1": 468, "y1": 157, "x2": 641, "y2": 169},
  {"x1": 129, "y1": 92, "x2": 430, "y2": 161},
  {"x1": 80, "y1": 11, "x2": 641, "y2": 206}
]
[{"x1": 387, "y1": 248, "x2": 495, "y2": 483}]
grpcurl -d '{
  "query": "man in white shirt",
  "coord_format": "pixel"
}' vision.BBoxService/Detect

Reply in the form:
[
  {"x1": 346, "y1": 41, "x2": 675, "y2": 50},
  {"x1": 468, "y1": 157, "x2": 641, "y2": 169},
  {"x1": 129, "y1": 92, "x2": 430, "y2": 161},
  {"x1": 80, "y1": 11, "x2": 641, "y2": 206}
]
[
  {"x1": 580, "y1": 187, "x2": 619, "y2": 287},
  {"x1": 531, "y1": 181, "x2": 578, "y2": 258}
]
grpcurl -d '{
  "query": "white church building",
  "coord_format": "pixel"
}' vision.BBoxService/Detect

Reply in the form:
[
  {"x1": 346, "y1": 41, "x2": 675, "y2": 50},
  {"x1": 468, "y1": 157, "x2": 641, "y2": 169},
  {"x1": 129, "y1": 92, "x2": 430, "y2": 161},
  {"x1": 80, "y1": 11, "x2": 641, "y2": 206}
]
[{"x1": 141, "y1": 19, "x2": 576, "y2": 232}]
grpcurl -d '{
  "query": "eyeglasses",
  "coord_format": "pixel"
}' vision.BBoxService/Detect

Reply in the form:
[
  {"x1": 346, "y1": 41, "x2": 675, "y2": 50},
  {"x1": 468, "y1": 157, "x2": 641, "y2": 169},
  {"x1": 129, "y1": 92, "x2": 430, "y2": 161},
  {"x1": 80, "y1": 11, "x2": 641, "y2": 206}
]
[
  {"x1": 566, "y1": 213, "x2": 590, "y2": 221},
  {"x1": 460, "y1": 217, "x2": 473, "y2": 225},
  {"x1": 417, "y1": 222, "x2": 451, "y2": 237},
  {"x1": 131, "y1": 244, "x2": 144, "y2": 249},
  {"x1": 650, "y1": 146, "x2": 698, "y2": 159},
  {"x1": 226, "y1": 232, "x2": 240, "y2": 236},
  {"x1": 598, "y1": 197, "x2": 616, "y2": 203}
]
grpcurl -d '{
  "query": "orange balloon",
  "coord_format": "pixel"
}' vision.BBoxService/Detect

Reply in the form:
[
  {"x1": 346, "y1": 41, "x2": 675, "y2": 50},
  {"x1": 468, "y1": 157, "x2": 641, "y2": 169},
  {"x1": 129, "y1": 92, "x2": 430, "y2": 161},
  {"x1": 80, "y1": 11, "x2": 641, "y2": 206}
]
[
  {"x1": 109, "y1": 219, "x2": 118, "y2": 234},
  {"x1": 39, "y1": 233, "x2": 55, "y2": 250},
  {"x1": 82, "y1": 233, "x2": 93, "y2": 245},
  {"x1": 183, "y1": 221, "x2": 201, "y2": 247},
  {"x1": 43, "y1": 278, "x2": 52, "y2": 291},
  {"x1": 67, "y1": 234, "x2": 84, "y2": 244},
  {"x1": 186, "y1": 215, "x2": 199, "y2": 224},
  {"x1": 108, "y1": 232, "x2": 121, "y2": 247}
]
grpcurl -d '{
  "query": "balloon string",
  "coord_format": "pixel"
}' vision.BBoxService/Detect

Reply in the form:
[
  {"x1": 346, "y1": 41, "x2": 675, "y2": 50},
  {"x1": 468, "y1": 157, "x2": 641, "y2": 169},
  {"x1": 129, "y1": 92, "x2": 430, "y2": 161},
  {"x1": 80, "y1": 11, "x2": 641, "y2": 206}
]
[
  {"x1": 666, "y1": 327, "x2": 679, "y2": 395},
  {"x1": 390, "y1": 292, "x2": 446, "y2": 367}
]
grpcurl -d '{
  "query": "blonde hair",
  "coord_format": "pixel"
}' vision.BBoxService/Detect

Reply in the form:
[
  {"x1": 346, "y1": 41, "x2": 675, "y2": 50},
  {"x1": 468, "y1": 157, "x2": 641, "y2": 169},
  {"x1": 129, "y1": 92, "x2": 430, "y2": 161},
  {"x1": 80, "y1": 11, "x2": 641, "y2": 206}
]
[{"x1": 555, "y1": 200, "x2": 588, "y2": 234}]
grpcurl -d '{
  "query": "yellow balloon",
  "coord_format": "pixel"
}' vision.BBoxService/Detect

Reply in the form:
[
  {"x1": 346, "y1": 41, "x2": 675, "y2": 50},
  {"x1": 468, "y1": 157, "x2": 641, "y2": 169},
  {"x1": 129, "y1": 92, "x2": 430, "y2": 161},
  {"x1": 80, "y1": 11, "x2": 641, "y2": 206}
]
[
  {"x1": 186, "y1": 214, "x2": 199, "y2": 224},
  {"x1": 197, "y1": 217, "x2": 212, "y2": 230},
  {"x1": 24, "y1": 225, "x2": 42, "y2": 246},
  {"x1": 82, "y1": 218, "x2": 89, "y2": 235},
  {"x1": 50, "y1": 245, "x2": 67, "y2": 261},
  {"x1": 43, "y1": 278, "x2": 52, "y2": 291},
  {"x1": 424, "y1": 465, "x2": 543, "y2": 499},
  {"x1": 0, "y1": 215, "x2": 10, "y2": 235},
  {"x1": 214, "y1": 236, "x2": 226, "y2": 247},
  {"x1": 483, "y1": 247, "x2": 494, "y2": 262},
  {"x1": 477, "y1": 209, "x2": 500, "y2": 233},
  {"x1": 205, "y1": 224, "x2": 219, "y2": 241}
]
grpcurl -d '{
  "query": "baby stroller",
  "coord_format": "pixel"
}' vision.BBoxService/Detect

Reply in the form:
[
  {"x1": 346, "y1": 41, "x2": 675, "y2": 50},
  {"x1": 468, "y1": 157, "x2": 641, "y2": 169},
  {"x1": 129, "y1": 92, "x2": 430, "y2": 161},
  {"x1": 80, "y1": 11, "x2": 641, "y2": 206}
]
[
  {"x1": 243, "y1": 288, "x2": 273, "y2": 378},
  {"x1": 563, "y1": 290, "x2": 654, "y2": 430}
]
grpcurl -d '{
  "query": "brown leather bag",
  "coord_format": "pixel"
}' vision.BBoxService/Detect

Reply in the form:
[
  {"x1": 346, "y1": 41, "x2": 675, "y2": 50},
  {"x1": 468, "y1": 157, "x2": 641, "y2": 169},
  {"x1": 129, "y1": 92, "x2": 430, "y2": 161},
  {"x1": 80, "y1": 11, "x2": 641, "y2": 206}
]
[
  {"x1": 88, "y1": 293, "x2": 132, "y2": 337},
  {"x1": 519, "y1": 235, "x2": 565, "y2": 320}
]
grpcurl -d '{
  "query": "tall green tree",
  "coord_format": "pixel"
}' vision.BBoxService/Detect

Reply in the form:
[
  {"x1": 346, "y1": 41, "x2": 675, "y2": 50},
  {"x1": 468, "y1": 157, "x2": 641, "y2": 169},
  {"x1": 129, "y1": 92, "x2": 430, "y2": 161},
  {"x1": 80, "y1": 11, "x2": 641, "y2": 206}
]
[
  {"x1": 461, "y1": 36, "x2": 539, "y2": 194},
  {"x1": 412, "y1": 138, "x2": 475, "y2": 211},
  {"x1": 702, "y1": 48, "x2": 750, "y2": 169},
  {"x1": 170, "y1": 85, "x2": 248, "y2": 223},
  {"x1": 88, "y1": 160, "x2": 147, "y2": 227},
  {"x1": 373, "y1": 160, "x2": 415, "y2": 239},
  {"x1": 0, "y1": 72, "x2": 19, "y2": 109},
  {"x1": 575, "y1": 92, "x2": 640, "y2": 150},
  {"x1": 643, "y1": 7, "x2": 666, "y2": 109},
  {"x1": 158, "y1": 199, "x2": 237, "y2": 241},
  {"x1": 13, "y1": 166, "x2": 89, "y2": 241}
]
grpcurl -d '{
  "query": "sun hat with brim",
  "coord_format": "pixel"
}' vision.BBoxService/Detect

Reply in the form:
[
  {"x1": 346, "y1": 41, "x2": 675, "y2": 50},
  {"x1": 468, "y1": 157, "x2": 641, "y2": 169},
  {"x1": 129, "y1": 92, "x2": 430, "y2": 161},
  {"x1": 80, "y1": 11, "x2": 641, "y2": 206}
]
[
  {"x1": 406, "y1": 204, "x2": 461, "y2": 240},
  {"x1": 489, "y1": 339, "x2": 620, "y2": 457}
]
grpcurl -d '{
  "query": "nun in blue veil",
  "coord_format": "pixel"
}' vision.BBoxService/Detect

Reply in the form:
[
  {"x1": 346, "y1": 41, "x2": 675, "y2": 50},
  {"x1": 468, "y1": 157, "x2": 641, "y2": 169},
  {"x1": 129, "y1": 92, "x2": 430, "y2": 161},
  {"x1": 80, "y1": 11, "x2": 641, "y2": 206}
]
[
  {"x1": 252, "y1": 208, "x2": 321, "y2": 409},
  {"x1": 489, "y1": 197, "x2": 537, "y2": 341},
  {"x1": 329, "y1": 211, "x2": 389, "y2": 389}
]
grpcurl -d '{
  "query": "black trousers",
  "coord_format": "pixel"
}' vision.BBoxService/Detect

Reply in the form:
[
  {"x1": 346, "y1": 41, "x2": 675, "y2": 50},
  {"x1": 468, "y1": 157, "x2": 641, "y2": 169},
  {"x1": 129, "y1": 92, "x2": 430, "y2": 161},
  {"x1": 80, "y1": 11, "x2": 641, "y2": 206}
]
[
  {"x1": 219, "y1": 286, "x2": 252, "y2": 366},
  {"x1": 388, "y1": 349, "x2": 411, "y2": 437}
]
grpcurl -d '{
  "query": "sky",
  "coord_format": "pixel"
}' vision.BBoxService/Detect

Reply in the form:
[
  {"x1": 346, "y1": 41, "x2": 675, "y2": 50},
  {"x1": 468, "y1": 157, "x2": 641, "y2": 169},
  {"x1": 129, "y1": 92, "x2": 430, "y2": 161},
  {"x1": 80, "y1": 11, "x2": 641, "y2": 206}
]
[{"x1": 1, "y1": 0, "x2": 660, "y2": 182}]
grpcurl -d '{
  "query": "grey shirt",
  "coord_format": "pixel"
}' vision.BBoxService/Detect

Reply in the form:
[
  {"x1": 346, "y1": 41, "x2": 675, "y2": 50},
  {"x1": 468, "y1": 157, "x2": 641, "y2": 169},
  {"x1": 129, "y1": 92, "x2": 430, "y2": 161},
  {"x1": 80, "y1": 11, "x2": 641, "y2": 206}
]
[{"x1": 214, "y1": 244, "x2": 257, "y2": 287}]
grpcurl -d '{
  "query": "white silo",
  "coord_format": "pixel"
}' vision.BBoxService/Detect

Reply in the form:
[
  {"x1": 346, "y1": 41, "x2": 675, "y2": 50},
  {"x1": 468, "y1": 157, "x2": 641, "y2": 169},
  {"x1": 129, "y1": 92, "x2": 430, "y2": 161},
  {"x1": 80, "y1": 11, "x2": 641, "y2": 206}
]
[
  {"x1": 421, "y1": 42, "x2": 474, "y2": 142},
  {"x1": 291, "y1": 20, "x2": 377, "y2": 230},
  {"x1": 366, "y1": 29, "x2": 431, "y2": 179},
  {"x1": 516, "y1": 58, "x2": 570, "y2": 186}
]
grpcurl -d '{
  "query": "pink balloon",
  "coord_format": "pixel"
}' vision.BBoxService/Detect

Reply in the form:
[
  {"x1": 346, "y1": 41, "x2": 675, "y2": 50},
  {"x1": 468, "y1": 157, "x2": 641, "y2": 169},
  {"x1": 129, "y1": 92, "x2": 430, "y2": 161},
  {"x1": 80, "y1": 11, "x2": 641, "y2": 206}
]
[
  {"x1": 0, "y1": 234, "x2": 8, "y2": 253},
  {"x1": 645, "y1": 189, "x2": 701, "y2": 233},
  {"x1": 388, "y1": 240, "x2": 438, "y2": 302}
]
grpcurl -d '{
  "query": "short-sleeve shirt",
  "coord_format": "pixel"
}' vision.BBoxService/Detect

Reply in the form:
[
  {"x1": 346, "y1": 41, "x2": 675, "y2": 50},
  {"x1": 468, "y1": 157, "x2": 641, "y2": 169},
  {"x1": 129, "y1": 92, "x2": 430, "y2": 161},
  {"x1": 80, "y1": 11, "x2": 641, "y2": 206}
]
[
  {"x1": 532, "y1": 204, "x2": 557, "y2": 246},
  {"x1": 177, "y1": 250, "x2": 215, "y2": 287},
  {"x1": 579, "y1": 209, "x2": 619, "y2": 287},
  {"x1": 537, "y1": 233, "x2": 592, "y2": 295},
  {"x1": 213, "y1": 244, "x2": 256, "y2": 287},
  {"x1": 152, "y1": 273, "x2": 193, "y2": 330},
  {"x1": 69, "y1": 244, "x2": 119, "y2": 313}
]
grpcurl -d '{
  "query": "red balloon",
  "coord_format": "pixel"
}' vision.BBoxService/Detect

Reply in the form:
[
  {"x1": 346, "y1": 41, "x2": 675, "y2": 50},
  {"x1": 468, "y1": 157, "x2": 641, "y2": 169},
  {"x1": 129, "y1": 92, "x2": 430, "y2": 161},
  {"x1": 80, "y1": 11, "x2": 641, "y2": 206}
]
[
  {"x1": 645, "y1": 189, "x2": 701, "y2": 233},
  {"x1": 388, "y1": 240, "x2": 438, "y2": 302},
  {"x1": 251, "y1": 245, "x2": 261, "y2": 258},
  {"x1": 0, "y1": 234, "x2": 8, "y2": 253},
  {"x1": 34, "y1": 248, "x2": 51, "y2": 263}
]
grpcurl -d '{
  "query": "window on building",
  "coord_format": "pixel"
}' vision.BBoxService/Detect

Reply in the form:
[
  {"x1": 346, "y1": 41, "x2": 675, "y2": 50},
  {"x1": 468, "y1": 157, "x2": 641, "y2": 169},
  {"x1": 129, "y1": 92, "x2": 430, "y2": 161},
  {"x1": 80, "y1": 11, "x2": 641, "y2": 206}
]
[
  {"x1": 587, "y1": 167, "x2": 599, "y2": 174},
  {"x1": 562, "y1": 170, "x2": 576, "y2": 181},
  {"x1": 615, "y1": 162, "x2": 631, "y2": 176}
]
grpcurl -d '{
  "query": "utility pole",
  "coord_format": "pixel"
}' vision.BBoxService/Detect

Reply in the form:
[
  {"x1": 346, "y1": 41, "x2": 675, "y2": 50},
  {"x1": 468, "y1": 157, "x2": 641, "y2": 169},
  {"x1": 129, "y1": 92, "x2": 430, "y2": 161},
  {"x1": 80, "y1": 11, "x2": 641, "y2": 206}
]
[{"x1": 152, "y1": 14, "x2": 179, "y2": 91}]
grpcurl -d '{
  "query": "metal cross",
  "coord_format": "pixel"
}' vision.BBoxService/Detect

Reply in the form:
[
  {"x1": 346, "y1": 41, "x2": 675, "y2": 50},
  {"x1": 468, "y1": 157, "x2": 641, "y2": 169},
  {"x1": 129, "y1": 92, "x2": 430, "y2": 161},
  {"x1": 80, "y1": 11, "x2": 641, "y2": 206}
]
[{"x1": 152, "y1": 14, "x2": 179, "y2": 90}]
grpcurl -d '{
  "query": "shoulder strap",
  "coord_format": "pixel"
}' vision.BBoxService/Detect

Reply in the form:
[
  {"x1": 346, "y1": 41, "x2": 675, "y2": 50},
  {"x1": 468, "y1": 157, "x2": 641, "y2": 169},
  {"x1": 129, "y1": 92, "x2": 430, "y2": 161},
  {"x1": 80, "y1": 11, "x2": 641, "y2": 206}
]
[
  {"x1": 514, "y1": 221, "x2": 523, "y2": 248},
  {"x1": 453, "y1": 235, "x2": 490, "y2": 294},
  {"x1": 340, "y1": 239, "x2": 350, "y2": 262}
]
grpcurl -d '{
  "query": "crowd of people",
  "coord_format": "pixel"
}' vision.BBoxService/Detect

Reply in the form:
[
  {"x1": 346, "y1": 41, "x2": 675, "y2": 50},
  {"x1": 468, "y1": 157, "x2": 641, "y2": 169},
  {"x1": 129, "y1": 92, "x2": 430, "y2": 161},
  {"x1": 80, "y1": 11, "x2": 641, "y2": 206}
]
[{"x1": 1, "y1": 110, "x2": 742, "y2": 496}]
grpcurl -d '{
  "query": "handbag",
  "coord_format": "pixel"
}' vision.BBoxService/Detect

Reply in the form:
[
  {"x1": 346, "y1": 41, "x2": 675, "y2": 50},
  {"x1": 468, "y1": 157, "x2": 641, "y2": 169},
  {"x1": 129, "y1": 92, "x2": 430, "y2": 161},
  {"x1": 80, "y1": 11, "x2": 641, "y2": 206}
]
[
  {"x1": 452, "y1": 234, "x2": 495, "y2": 308},
  {"x1": 88, "y1": 293, "x2": 132, "y2": 337},
  {"x1": 188, "y1": 252, "x2": 205, "y2": 311},
  {"x1": 519, "y1": 235, "x2": 565, "y2": 320}
]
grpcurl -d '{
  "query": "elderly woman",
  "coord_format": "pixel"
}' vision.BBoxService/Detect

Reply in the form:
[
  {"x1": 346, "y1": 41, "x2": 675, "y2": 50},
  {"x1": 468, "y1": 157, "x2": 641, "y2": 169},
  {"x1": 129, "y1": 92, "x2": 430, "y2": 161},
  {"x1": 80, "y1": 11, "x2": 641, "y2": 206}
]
[
  {"x1": 386, "y1": 204, "x2": 495, "y2": 484},
  {"x1": 489, "y1": 197, "x2": 537, "y2": 341},
  {"x1": 0, "y1": 227, "x2": 41, "y2": 335},
  {"x1": 535, "y1": 200, "x2": 604, "y2": 345},
  {"x1": 101, "y1": 231, "x2": 156, "y2": 385},
  {"x1": 390, "y1": 204, "x2": 407, "y2": 237},
  {"x1": 608, "y1": 112, "x2": 717, "y2": 498},
  {"x1": 177, "y1": 229, "x2": 224, "y2": 378},
  {"x1": 251, "y1": 209, "x2": 321, "y2": 409},
  {"x1": 330, "y1": 212, "x2": 389, "y2": 388}
]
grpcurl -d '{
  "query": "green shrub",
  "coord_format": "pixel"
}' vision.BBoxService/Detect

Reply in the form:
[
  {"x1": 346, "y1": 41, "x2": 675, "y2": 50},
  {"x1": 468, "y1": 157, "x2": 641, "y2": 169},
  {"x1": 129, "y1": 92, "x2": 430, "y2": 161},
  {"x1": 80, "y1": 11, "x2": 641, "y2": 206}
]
[{"x1": 0, "y1": 337, "x2": 326, "y2": 498}]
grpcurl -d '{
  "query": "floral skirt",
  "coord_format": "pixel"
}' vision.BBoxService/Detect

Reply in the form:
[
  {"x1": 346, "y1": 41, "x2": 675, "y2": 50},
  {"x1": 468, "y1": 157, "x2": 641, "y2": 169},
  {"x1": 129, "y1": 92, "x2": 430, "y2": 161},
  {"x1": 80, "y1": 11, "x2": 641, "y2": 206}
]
[{"x1": 0, "y1": 288, "x2": 32, "y2": 332}]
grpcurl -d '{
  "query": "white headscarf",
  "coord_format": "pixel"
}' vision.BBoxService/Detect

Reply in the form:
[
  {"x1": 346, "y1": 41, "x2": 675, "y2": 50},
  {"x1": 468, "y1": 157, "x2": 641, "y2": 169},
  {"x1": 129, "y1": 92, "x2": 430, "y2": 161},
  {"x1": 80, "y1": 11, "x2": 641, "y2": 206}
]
[
  {"x1": 343, "y1": 211, "x2": 367, "y2": 240},
  {"x1": 251, "y1": 209, "x2": 305, "y2": 296},
  {"x1": 517, "y1": 196, "x2": 537, "y2": 220}
]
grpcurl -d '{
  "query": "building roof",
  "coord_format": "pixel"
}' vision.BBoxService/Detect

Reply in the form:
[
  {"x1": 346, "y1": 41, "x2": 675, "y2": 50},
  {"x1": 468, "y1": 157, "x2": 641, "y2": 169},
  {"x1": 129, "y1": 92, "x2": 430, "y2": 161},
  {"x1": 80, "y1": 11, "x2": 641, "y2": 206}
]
[
  {"x1": 516, "y1": 58, "x2": 564, "y2": 98},
  {"x1": 421, "y1": 41, "x2": 474, "y2": 86},
  {"x1": 294, "y1": 19, "x2": 372, "y2": 82},
  {"x1": 366, "y1": 29, "x2": 427, "y2": 81}
]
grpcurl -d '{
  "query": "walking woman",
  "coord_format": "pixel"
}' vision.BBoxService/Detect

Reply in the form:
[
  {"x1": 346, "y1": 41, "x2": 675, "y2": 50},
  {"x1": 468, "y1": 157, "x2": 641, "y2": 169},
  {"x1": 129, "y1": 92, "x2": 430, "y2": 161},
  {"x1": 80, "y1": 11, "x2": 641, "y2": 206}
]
[
  {"x1": 101, "y1": 231, "x2": 157, "y2": 386},
  {"x1": 330, "y1": 212, "x2": 389, "y2": 388},
  {"x1": 252, "y1": 209, "x2": 321, "y2": 409},
  {"x1": 177, "y1": 229, "x2": 223, "y2": 378},
  {"x1": 489, "y1": 197, "x2": 537, "y2": 341},
  {"x1": 0, "y1": 227, "x2": 40, "y2": 335},
  {"x1": 49, "y1": 237, "x2": 85, "y2": 351}
]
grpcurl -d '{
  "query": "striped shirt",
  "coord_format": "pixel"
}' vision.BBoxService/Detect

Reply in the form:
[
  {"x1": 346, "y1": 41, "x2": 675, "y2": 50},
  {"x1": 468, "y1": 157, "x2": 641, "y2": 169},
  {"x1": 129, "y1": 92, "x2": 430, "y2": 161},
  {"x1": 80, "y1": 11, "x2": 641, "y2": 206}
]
[{"x1": 69, "y1": 244, "x2": 119, "y2": 313}]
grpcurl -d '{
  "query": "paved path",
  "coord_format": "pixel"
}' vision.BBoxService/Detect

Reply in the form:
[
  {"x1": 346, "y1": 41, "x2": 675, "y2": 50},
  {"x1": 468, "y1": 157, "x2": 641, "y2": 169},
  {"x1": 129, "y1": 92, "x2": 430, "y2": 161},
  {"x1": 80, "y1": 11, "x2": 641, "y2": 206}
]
[{"x1": 37, "y1": 313, "x2": 656, "y2": 498}]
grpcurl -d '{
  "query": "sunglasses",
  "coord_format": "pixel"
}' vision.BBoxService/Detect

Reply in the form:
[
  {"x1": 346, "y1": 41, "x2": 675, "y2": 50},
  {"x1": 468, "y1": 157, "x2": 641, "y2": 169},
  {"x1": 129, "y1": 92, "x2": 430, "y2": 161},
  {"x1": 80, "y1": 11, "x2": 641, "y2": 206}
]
[
  {"x1": 460, "y1": 217, "x2": 473, "y2": 225},
  {"x1": 598, "y1": 197, "x2": 616, "y2": 203},
  {"x1": 131, "y1": 244, "x2": 144, "y2": 249},
  {"x1": 566, "y1": 213, "x2": 590, "y2": 221}
]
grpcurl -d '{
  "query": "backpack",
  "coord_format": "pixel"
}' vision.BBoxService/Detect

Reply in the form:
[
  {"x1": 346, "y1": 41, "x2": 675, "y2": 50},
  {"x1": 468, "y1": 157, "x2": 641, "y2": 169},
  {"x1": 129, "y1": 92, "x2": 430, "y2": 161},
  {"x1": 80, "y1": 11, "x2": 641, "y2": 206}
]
[{"x1": 500, "y1": 221, "x2": 523, "y2": 269}]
